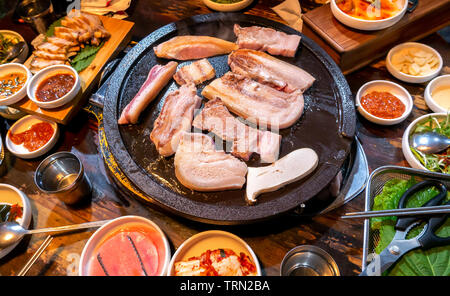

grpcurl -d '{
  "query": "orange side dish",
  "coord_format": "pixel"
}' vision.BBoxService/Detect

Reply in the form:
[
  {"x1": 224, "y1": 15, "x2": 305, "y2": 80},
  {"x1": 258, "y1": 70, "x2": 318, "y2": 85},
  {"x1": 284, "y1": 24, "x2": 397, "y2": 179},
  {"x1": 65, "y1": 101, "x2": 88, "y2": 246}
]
[
  {"x1": 360, "y1": 91, "x2": 405, "y2": 119},
  {"x1": 9, "y1": 122, "x2": 54, "y2": 152},
  {"x1": 0, "y1": 72, "x2": 26, "y2": 99},
  {"x1": 337, "y1": 0, "x2": 402, "y2": 20}
]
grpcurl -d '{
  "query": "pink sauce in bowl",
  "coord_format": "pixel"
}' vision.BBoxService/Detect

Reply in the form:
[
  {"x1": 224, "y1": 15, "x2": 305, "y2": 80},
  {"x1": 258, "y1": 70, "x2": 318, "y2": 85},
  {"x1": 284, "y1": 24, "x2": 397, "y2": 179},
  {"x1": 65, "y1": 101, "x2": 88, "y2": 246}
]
[{"x1": 80, "y1": 216, "x2": 170, "y2": 276}]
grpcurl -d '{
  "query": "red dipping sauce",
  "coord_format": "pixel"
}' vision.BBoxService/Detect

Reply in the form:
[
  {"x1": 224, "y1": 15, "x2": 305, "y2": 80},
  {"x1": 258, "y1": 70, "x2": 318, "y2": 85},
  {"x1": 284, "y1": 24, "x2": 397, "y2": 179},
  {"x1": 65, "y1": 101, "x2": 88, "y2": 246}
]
[
  {"x1": 35, "y1": 73, "x2": 75, "y2": 102},
  {"x1": 360, "y1": 91, "x2": 405, "y2": 119},
  {"x1": 9, "y1": 122, "x2": 54, "y2": 152},
  {"x1": 87, "y1": 222, "x2": 167, "y2": 276}
]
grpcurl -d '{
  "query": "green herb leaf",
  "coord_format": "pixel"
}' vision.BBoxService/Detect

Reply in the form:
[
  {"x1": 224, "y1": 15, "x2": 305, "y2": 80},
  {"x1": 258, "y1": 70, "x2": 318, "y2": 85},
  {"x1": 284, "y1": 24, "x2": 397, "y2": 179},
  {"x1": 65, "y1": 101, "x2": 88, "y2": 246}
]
[{"x1": 46, "y1": 18, "x2": 63, "y2": 37}]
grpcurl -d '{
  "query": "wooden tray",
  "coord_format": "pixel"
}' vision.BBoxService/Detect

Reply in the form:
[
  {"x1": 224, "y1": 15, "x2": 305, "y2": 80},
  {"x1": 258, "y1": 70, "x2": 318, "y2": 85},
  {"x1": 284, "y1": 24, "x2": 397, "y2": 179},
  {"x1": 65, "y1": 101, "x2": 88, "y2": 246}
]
[
  {"x1": 13, "y1": 15, "x2": 134, "y2": 125},
  {"x1": 302, "y1": 0, "x2": 450, "y2": 74}
]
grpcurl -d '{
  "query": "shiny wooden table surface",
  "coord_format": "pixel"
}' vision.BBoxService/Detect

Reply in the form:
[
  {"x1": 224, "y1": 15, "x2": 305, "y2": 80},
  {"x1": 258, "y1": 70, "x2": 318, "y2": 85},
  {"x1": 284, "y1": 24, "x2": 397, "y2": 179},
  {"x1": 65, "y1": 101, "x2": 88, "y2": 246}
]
[{"x1": 0, "y1": 0, "x2": 448, "y2": 276}]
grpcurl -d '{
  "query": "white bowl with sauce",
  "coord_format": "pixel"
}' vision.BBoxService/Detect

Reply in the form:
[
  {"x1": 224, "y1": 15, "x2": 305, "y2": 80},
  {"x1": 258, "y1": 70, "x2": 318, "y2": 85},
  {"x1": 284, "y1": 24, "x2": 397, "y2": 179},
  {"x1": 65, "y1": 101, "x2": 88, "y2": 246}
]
[
  {"x1": 355, "y1": 80, "x2": 413, "y2": 125},
  {"x1": 6, "y1": 115, "x2": 59, "y2": 159},
  {"x1": 167, "y1": 230, "x2": 262, "y2": 276},
  {"x1": 331, "y1": 0, "x2": 407, "y2": 31},
  {"x1": 386, "y1": 42, "x2": 443, "y2": 84},
  {"x1": 0, "y1": 183, "x2": 32, "y2": 259},
  {"x1": 424, "y1": 75, "x2": 450, "y2": 113},
  {"x1": 27, "y1": 65, "x2": 81, "y2": 109},
  {"x1": 0, "y1": 63, "x2": 32, "y2": 106},
  {"x1": 203, "y1": 0, "x2": 253, "y2": 12}
]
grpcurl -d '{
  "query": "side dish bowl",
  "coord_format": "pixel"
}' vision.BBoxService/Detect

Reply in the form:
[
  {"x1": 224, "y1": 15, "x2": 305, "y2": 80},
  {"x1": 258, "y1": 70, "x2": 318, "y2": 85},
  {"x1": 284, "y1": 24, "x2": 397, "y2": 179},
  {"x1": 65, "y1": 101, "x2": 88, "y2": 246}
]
[
  {"x1": 6, "y1": 115, "x2": 59, "y2": 159},
  {"x1": 167, "y1": 230, "x2": 262, "y2": 276},
  {"x1": 356, "y1": 80, "x2": 413, "y2": 125},
  {"x1": 330, "y1": 0, "x2": 407, "y2": 31},
  {"x1": 0, "y1": 183, "x2": 32, "y2": 259},
  {"x1": 424, "y1": 75, "x2": 450, "y2": 113},
  {"x1": 27, "y1": 65, "x2": 81, "y2": 109},
  {"x1": 386, "y1": 42, "x2": 443, "y2": 84},
  {"x1": 0, "y1": 30, "x2": 29, "y2": 64},
  {"x1": 402, "y1": 113, "x2": 448, "y2": 172},
  {"x1": 0, "y1": 63, "x2": 32, "y2": 106},
  {"x1": 203, "y1": 0, "x2": 253, "y2": 12}
]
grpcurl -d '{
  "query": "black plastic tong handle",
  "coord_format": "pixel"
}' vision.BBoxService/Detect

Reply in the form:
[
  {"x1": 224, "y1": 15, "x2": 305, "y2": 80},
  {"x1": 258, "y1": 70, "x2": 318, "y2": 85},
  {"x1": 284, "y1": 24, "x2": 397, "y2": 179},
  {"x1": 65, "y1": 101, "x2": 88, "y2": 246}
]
[
  {"x1": 395, "y1": 180, "x2": 448, "y2": 231},
  {"x1": 418, "y1": 200, "x2": 450, "y2": 249}
]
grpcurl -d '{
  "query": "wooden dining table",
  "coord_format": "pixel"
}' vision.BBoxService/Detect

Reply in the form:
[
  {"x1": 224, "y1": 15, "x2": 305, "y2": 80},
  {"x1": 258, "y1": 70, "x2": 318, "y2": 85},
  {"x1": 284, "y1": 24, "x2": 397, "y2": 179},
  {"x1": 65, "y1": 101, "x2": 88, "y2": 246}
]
[{"x1": 0, "y1": 0, "x2": 448, "y2": 276}]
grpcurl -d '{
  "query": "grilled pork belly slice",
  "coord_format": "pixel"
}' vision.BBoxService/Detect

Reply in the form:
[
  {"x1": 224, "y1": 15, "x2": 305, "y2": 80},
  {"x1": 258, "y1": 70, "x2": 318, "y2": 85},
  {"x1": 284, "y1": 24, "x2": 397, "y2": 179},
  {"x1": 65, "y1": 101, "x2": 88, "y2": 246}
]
[
  {"x1": 154, "y1": 36, "x2": 239, "y2": 60},
  {"x1": 150, "y1": 83, "x2": 202, "y2": 157},
  {"x1": 35, "y1": 42, "x2": 68, "y2": 54},
  {"x1": 174, "y1": 132, "x2": 247, "y2": 191},
  {"x1": 173, "y1": 59, "x2": 215, "y2": 85},
  {"x1": 33, "y1": 50, "x2": 67, "y2": 61},
  {"x1": 202, "y1": 72, "x2": 304, "y2": 129},
  {"x1": 234, "y1": 24, "x2": 301, "y2": 57},
  {"x1": 246, "y1": 148, "x2": 319, "y2": 204},
  {"x1": 228, "y1": 49, "x2": 315, "y2": 93},
  {"x1": 118, "y1": 61, "x2": 178, "y2": 125},
  {"x1": 30, "y1": 57, "x2": 67, "y2": 73},
  {"x1": 192, "y1": 98, "x2": 281, "y2": 163},
  {"x1": 46, "y1": 36, "x2": 79, "y2": 48},
  {"x1": 54, "y1": 27, "x2": 79, "y2": 43}
]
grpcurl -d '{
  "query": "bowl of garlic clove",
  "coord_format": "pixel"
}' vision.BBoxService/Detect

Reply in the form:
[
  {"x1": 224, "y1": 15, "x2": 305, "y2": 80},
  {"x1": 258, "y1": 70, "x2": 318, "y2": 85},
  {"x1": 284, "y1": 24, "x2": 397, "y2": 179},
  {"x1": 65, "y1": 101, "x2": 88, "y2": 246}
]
[{"x1": 386, "y1": 42, "x2": 442, "y2": 84}]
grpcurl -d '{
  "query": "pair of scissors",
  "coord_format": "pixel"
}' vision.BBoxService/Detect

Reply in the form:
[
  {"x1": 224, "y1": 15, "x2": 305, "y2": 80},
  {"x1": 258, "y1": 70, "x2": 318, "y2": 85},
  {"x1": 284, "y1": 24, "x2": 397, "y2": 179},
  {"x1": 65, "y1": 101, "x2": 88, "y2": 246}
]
[{"x1": 361, "y1": 179, "x2": 450, "y2": 276}]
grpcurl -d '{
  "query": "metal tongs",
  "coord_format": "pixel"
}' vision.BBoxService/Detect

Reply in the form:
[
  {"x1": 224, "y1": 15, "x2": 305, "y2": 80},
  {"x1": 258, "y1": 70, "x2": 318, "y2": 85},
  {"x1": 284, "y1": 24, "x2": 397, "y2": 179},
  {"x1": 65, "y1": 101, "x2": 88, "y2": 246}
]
[{"x1": 360, "y1": 180, "x2": 450, "y2": 276}]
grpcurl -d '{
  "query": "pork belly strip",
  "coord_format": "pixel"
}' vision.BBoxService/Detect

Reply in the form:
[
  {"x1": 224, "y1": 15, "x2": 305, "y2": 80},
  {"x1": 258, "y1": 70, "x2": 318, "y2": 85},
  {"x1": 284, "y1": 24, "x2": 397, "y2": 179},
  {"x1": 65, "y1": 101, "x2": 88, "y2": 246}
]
[
  {"x1": 33, "y1": 50, "x2": 67, "y2": 60},
  {"x1": 228, "y1": 49, "x2": 315, "y2": 93},
  {"x1": 30, "y1": 57, "x2": 67, "y2": 73},
  {"x1": 150, "y1": 83, "x2": 202, "y2": 157},
  {"x1": 174, "y1": 132, "x2": 247, "y2": 191},
  {"x1": 201, "y1": 72, "x2": 304, "y2": 129},
  {"x1": 234, "y1": 24, "x2": 301, "y2": 57},
  {"x1": 118, "y1": 61, "x2": 178, "y2": 125},
  {"x1": 154, "y1": 36, "x2": 239, "y2": 60},
  {"x1": 173, "y1": 58, "x2": 215, "y2": 85},
  {"x1": 192, "y1": 98, "x2": 281, "y2": 163}
]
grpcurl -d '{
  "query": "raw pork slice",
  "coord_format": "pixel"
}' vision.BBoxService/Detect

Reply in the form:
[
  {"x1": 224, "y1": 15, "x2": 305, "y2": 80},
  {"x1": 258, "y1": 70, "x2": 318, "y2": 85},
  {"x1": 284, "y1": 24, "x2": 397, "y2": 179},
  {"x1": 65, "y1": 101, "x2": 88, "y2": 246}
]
[
  {"x1": 118, "y1": 61, "x2": 178, "y2": 125},
  {"x1": 174, "y1": 132, "x2": 247, "y2": 191},
  {"x1": 150, "y1": 83, "x2": 202, "y2": 156},
  {"x1": 154, "y1": 36, "x2": 239, "y2": 60},
  {"x1": 192, "y1": 98, "x2": 281, "y2": 163},
  {"x1": 173, "y1": 58, "x2": 215, "y2": 85},
  {"x1": 201, "y1": 72, "x2": 304, "y2": 129},
  {"x1": 234, "y1": 24, "x2": 301, "y2": 57},
  {"x1": 228, "y1": 49, "x2": 315, "y2": 93}
]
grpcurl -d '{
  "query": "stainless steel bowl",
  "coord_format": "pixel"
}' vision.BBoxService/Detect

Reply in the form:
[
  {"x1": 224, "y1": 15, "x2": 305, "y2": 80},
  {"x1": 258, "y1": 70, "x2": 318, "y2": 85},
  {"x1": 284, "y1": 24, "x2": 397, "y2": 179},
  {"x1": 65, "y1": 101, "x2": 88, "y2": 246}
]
[
  {"x1": 34, "y1": 152, "x2": 92, "y2": 205},
  {"x1": 280, "y1": 245, "x2": 340, "y2": 276}
]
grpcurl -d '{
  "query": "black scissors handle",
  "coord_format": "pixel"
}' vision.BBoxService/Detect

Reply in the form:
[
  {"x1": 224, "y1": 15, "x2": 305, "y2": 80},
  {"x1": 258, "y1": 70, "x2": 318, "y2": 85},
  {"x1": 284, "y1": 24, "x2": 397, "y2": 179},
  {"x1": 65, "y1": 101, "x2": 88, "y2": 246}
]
[
  {"x1": 418, "y1": 200, "x2": 450, "y2": 249},
  {"x1": 396, "y1": 180, "x2": 447, "y2": 231}
]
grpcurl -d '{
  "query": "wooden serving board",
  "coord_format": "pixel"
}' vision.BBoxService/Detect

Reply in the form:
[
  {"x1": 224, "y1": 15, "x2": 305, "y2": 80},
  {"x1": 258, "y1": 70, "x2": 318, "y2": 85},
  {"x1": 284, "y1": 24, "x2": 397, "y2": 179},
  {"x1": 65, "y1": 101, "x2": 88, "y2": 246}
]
[
  {"x1": 302, "y1": 0, "x2": 450, "y2": 74},
  {"x1": 13, "y1": 15, "x2": 134, "y2": 125}
]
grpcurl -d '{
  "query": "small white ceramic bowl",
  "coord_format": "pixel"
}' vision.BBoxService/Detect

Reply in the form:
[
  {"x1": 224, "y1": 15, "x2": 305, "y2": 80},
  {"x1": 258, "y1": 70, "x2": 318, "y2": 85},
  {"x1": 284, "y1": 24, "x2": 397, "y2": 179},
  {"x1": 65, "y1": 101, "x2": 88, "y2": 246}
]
[
  {"x1": 330, "y1": 0, "x2": 407, "y2": 31},
  {"x1": 27, "y1": 65, "x2": 80, "y2": 109},
  {"x1": 203, "y1": 0, "x2": 253, "y2": 12},
  {"x1": 0, "y1": 63, "x2": 32, "y2": 106},
  {"x1": 424, "y1": 75, "x2": 450, "y2": 113},
  {"x1": 356, "y1": 80, "x2": 413, "y2": 125},
  {"x1": 0, "y1": 183, "x2": 32, "y2": 259},
  {"x1": 402, "y1": 113, "x2": 448, "y2": 171},
  {"x1": 6, "y1": 115, "x2": 59, "y2": 159},
  {"x1": 386, "y1": 42, "x2": 443, "y2": 84},
  {"x1": 167, "y1": 230, "x2": 261, "y2": 276},
  {"x1": 0, "y1": 30, "x2": 29, "y2": 64},
  {"x1": 79, "y1": 215, "x2": 171, "y2": 276}
]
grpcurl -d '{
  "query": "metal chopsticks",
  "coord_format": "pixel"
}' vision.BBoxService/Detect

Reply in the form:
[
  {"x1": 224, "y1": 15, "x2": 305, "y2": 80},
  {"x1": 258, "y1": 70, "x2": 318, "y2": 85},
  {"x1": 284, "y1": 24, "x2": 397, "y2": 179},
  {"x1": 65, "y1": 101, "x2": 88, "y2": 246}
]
[
  {"x1": 17, "y1": 235, "x2": 53, "y2": 276},
  {"x1": 341, "y1": 205, "x2": 450, "y2": 219}
]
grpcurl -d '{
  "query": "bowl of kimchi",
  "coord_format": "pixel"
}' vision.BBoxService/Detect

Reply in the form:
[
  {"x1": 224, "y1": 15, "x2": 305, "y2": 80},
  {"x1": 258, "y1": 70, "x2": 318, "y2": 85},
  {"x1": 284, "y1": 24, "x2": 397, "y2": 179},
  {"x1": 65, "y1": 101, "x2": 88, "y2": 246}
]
[{"x1": 331, "y1": 0, "x2": 408, "y2": 31}]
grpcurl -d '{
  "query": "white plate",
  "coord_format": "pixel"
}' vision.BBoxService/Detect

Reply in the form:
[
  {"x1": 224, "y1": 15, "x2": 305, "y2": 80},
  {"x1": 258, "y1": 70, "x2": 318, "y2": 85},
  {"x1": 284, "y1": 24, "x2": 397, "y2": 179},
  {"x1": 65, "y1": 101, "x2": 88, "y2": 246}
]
[
  {"x1": 424, "y1": 75, "x2": 450, "y2": 113},
  {"x1": 402, "y1": 113, "x2": 448, "y2": 172},
  {"x1": 79, "y1": 215, "x2": 171, "y2": 276},
  {"x1": 0, "y1": 63, "x2": 32, "y2": 106},
  {"x1": 0, "y1": 183, "x2": 32, "y2": 259},
  {"x1": 6, "y1": 115, "x2": 59, "y2": 159},
  {"x1": 355, "y1": 80, "x2": 413, "y2": 125},
  {"x1": 27, "y1": 65, "x2": 81, "y2": 109},
  {"x1": 330, "y1": 0, "x2": 407, "y2": 31},
  {"x1": 203, "y1": 0, "x2": 253, "y2": 12},
  {"x1": 0, "y1": 30, "x2": 29, "y2": 64},
  {"x1": 167, "y1": 230, "x2": 261, "y2": 276},
  {"x1": 386, "y1": 42, "x2": 443, "y2": 84}
]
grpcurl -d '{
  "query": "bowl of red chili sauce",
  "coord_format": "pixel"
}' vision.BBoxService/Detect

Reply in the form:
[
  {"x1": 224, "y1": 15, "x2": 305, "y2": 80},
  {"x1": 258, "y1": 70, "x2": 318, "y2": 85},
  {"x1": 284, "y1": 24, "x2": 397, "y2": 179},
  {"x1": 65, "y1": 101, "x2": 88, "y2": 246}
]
[
  {"x1": 6, "y1": 115, "x2": 59, "y2": 159},
  {"x1": 356, "y1": 80, "x2": 413, "y2": 125},
  {"x1": 27, "y1": 65, "x2": 80, "y2": 109}
]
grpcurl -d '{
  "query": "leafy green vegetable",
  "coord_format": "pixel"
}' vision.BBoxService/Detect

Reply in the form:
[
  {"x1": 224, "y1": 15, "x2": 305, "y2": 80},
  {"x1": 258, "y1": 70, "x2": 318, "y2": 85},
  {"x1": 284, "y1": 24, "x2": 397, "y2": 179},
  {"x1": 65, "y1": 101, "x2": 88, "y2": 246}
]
[
  {"x1": 71, "y1": 50, "x2": 99, "y2": 72},
  {"x1": 370, "y1": 178, "x2": 450, "y2": 276},
  {"x1": 45, "y1": 18, "x2": 63, "y2": 38}
]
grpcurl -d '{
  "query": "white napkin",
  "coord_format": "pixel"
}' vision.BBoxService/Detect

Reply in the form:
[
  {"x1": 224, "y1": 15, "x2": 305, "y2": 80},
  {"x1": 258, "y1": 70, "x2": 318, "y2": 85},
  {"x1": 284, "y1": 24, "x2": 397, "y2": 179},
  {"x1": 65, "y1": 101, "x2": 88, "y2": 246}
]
[
  {"x1": 81, "y1": 0, "x2": 131, "y2": 19},
  {"x1": 272, "y1": 0, "x2": 303, "y2": 32}
]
